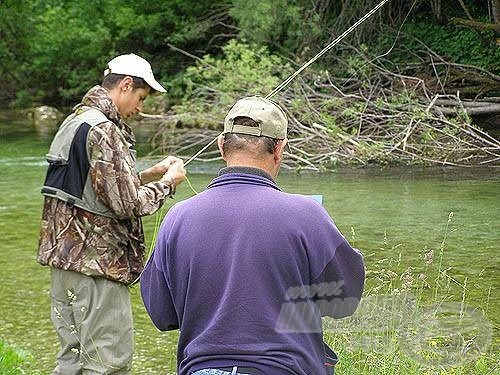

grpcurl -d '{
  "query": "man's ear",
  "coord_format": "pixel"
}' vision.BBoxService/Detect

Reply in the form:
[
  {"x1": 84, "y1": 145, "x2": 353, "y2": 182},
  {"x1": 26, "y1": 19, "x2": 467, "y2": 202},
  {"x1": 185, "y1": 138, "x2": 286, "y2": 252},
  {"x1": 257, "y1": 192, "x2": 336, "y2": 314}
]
[
  {"x1": 217, "y1": 134, "x2": 226, "y2": 160},
  {"x1": 274, "y1": 138, "x2": 287, "y2": 163}
]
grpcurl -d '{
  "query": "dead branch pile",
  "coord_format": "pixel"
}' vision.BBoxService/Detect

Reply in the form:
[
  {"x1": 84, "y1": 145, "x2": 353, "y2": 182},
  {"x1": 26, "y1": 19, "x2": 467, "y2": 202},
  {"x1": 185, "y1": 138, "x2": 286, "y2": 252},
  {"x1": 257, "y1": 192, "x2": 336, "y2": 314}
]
[
  {"x1": 279, "y1": 83, "x2": 500, "y2": 169},
  {"x1": 142, "y1": 46, "x2": 500, "y2": 171}
]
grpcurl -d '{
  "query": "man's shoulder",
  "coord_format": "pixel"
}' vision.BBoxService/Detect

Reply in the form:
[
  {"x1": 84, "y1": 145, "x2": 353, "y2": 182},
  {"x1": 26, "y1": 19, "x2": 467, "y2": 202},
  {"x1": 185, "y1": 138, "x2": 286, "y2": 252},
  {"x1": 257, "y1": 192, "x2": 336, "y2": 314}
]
[
  {"x1": 165, "y1": 184, "x2": 326, "y2": 217},
  {"x1": 280, "y1": 191, "x2": 325, "y2": 208}
]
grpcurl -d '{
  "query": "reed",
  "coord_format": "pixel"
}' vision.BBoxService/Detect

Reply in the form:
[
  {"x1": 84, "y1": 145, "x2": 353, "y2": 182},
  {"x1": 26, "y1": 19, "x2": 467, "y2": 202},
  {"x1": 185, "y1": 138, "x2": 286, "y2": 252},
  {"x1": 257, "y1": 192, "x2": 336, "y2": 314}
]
[{"x1": 322, "y1": 212, "x2": 497, "y2": 374}]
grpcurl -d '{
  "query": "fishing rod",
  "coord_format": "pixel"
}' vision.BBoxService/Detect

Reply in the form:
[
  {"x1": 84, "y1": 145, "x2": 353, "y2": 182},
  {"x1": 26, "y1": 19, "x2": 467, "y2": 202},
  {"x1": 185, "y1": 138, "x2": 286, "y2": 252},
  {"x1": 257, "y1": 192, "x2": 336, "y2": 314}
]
[
  {"x1": 129, "y1": 1, "x2": 396, "y2": 287},
  {"x1": 183, "y1": 0, "x2": 392, "y2": 167}
]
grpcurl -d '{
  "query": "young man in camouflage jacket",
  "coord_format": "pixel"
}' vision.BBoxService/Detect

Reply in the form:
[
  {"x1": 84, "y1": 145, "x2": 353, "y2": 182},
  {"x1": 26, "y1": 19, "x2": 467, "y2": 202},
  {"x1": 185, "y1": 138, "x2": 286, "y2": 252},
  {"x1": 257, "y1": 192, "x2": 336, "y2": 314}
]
[{"x1": 37, "y1": 54, "x2": 186, "y2": 374}]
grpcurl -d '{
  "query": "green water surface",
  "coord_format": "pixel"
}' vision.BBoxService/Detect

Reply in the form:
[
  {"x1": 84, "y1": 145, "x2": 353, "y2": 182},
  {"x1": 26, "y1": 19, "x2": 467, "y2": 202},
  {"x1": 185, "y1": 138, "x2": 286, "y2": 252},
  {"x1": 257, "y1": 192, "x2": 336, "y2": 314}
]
[{"x1": 0, "y1": 112, "x2": 498, "y2": 373}]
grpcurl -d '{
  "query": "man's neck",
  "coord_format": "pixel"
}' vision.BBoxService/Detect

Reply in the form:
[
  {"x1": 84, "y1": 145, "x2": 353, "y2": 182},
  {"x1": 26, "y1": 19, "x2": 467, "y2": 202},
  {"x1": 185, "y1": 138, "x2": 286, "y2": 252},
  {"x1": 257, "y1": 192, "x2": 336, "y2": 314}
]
[
  {"x1": 225, "y1": 156, "x2": 277, "y2": 179},
  {"x1": 218, "y1": 166, "x2": 275, "y2": 182}
]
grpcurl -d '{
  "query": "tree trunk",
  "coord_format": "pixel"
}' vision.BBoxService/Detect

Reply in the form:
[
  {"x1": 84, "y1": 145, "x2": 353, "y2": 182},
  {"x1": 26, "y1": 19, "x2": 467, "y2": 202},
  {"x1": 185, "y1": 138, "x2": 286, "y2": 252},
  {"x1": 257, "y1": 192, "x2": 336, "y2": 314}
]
[
  {"x1": 457, "y1": 0, "x2": 473, "y2": 20},
  {"x1": 491, "y1": 0, "x2": 500, "y2": 23},
  {"x1": 490, "y1": 0, "x2": 500, "y2": 46},
  {"x1": 430, "y1": 0, "x2": 443, "y2": 23}
]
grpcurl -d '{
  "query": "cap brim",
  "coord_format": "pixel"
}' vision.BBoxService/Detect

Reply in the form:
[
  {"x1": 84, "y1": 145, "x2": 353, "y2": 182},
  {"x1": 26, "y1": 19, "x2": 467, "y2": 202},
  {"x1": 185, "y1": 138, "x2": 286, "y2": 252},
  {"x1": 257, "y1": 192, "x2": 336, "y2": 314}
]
[{"x1": 144, "y1": 76, "x2": 167, "y2": 93}]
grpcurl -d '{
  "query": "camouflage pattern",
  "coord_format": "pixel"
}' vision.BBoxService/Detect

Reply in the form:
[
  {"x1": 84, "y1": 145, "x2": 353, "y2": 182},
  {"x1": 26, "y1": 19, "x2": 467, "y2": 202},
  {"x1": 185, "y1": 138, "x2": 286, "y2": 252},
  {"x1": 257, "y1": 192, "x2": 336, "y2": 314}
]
[{"x1": 37, "y1": 85, "x2": 173, "y2": 284}]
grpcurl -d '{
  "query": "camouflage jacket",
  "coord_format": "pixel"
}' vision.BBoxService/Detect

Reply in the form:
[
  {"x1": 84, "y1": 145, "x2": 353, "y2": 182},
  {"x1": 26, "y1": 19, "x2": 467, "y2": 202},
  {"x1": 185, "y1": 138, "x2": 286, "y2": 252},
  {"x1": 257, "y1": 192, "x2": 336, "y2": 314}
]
[{"x1": 37, "y1": 85, "x2": 173, "y2": 284}]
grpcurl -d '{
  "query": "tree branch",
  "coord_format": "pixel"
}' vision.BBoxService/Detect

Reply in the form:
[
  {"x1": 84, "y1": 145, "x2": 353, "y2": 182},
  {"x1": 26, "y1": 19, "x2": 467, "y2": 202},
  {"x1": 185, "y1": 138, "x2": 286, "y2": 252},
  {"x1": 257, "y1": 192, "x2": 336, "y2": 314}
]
[{"x1": 451, "y1": 17, "x2": 500, "y2": 32}]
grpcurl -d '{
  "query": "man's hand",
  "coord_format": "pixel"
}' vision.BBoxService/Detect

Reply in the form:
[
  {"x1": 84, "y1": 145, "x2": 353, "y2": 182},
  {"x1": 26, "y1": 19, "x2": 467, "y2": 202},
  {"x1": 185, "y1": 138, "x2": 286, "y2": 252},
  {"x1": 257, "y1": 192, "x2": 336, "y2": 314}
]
[
  {"x1": 140, "y1": 156, "x2": 185, "y2": 184},
  {"x1": 157, "y1": 156, "x2": 184, "y2": 170},
  {"x1": 160, "y1": 161, "x2": 186, "y2": 187}
]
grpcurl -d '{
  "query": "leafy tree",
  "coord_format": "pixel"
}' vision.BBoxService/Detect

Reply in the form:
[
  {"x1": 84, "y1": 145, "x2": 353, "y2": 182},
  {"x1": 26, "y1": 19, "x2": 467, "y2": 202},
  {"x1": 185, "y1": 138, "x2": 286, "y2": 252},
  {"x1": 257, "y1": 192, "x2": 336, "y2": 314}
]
[
  {"x1": 2, "y1": 0, "x2": 232, "y2": 107},
  {"x1": 0, "y1": 1, "x2": 34, "y2": 106},
  {"x1": 27, "y1": 1, "x2": 114, "y2": 107},
  {"x1": 0, "y1": 0, "x2": 497, "y2": 107},
  {"x1": 170, "y1": 40, "x2": 291, "y2": 128}
]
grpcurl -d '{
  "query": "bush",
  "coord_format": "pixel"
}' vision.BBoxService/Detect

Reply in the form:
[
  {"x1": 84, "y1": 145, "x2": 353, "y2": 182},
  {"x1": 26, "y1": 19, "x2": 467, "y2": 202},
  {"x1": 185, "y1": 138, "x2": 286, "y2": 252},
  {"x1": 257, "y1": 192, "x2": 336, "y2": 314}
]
[
  {"x1": 401, "y1": 22, "x2": 500, "y2": 72},
  {"x1": 169, "y1": 40, "x2": 292, "y2": 129}
]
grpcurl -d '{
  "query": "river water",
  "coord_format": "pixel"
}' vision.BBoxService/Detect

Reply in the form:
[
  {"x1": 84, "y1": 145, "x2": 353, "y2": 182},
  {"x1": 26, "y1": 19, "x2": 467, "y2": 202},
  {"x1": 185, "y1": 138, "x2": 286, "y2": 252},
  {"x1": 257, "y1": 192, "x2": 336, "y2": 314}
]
[{"x1": 0, "y1": 110, "x2": 498, "y2": 373}]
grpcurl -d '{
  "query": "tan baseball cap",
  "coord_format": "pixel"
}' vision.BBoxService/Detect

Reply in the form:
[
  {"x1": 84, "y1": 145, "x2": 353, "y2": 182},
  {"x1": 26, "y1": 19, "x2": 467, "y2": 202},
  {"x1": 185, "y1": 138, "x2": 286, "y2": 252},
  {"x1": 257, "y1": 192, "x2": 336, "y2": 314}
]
[
  {"x1": 223, "y1": 96, "x2": 288, "y2": 139},
  {"x1": 104, "y1": 53, "x2": 166, "y2": 93}
]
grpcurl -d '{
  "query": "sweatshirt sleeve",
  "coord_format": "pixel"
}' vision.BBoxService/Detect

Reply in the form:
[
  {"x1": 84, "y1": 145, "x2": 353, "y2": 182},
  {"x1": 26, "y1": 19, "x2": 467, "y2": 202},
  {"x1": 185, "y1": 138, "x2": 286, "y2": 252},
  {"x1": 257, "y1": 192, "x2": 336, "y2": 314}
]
[
  {"x1": 140, "y1": 251, "x2": 180, "y2": 331},
  {"x1": 301, "y1": 201, "x2": 365, "y2": 319},
  {"x1": 87, "y1": 123, "x2": 173, "y2": 219},
  {"x1": 312, "y1": 240, "x2": 365, "y2": 318}
]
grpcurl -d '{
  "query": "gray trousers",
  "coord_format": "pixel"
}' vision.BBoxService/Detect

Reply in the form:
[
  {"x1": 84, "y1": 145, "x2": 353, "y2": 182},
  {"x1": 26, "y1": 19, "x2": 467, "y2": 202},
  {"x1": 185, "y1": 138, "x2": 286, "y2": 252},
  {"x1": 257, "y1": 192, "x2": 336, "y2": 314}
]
[{"x1": 50, "y1": 268, "x2": 133, "y2": 374}]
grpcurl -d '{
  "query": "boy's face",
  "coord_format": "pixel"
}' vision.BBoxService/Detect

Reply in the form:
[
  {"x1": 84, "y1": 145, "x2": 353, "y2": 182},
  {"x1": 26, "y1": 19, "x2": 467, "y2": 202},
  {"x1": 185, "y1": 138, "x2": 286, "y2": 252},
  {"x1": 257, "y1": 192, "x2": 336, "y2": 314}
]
[{"x1": 117, "y1": 85, "x2": 150, "y2": 119}]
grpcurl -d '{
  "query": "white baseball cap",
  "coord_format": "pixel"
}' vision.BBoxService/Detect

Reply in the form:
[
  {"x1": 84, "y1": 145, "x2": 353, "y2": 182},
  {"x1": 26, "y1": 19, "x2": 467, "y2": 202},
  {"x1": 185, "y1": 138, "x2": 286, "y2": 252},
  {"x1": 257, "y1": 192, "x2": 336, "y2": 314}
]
[{"x1": 104, "y1": 53, "x2": 166, "y2": 93}]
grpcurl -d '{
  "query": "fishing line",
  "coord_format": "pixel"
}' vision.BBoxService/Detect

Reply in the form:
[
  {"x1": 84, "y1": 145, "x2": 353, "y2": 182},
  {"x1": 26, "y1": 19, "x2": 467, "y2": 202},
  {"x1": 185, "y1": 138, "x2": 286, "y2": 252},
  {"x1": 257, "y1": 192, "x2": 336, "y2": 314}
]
[
  {"x1": 265, "y1": 0, "x2": 391, "y2": 100},
  {"x1": 184, "y1": 136, "x2": 219, "y2": 166},
  {"x1": 129, "y1": 175, "x2": 198, "y2": 286},
  {"x1": 183, "y1": 0, "x2": 391, "y2": 167},
  {"x1": 184, "y1": 175, "x2": 199, "y2": 195},
  {"x1": 371, "y1": 0, "x2": 417, "y2": 62},
  {"x1": 132, "y1": 1, "x2": 396, "y2": 286},
  {"x1": 334, "y1": 0, "x2": 418, "y2": 94}
]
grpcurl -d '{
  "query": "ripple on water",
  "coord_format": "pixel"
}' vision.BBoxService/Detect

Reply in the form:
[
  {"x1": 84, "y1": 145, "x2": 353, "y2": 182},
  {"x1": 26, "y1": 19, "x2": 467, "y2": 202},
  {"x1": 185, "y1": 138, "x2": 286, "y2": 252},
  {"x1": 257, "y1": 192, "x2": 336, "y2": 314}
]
[
  {"x1": 0, "y1": 156, "x2": 47, "y2": 167},
  {"x1": 0, "y1": 205, "x2": 18, "y2": 211}
]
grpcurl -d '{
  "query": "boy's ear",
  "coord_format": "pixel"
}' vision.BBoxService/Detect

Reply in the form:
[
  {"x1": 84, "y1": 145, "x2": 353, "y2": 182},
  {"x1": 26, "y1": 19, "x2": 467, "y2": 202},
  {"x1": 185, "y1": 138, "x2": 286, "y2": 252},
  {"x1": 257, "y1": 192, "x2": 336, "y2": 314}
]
[{"x1": 118, "y1": 76, "x2": 134, "y2": 92}]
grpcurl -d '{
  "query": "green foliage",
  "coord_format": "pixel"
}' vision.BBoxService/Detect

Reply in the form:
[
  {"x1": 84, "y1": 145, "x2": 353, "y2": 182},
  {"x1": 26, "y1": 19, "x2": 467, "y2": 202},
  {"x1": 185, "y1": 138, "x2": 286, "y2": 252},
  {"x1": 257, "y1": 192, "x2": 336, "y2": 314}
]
[
  {"x1": 171, "y1": 40, "x2": 291, "y2": 128},
  {"x1": 28, "y1": 2, "x2": 114, "y2": 106},
  {"x1": 230, "y1": 0, "x2": 322, "y2": 52},
  {"x1": 0, "y1": 0, "x2": 232, "y2": 106},
  {"x1": 0, "y1": 0, "x2": 498, "y2": 108},
  {"x1": 184, "y1": 40, "x2": 287, "y2": 96},
  {"x1": 340, "y1": 102, "x2": 364, "y2": 121},
  {"x1": 401, "y1": 22, "x2": 500, "y2": 72},
  {"x1": 0, "y1": 1, "x2": 33, "y2": 105},
  {"x1": 0, "y1": 340, "x2": 31, "y2": 374},
  {"x1": 345, "y1": 54, "x2": 372, "y2": 79}
]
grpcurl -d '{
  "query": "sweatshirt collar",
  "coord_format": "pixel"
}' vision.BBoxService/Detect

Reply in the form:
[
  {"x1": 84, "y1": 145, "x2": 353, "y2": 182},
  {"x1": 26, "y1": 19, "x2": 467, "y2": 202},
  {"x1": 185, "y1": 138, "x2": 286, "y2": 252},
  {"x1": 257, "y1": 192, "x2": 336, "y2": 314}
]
[
  {"x1": 218, "y1": 166, "x2": 274, "y2": 182},
  {"x1": 208, "y1": 167, "x2": 281, "y2": 191}
]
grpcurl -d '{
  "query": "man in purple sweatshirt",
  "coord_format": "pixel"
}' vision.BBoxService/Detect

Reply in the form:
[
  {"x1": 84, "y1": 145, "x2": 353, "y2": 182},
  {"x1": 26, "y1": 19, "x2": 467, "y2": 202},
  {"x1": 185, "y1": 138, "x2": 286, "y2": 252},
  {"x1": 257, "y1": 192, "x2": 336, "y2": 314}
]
[{"x1": 140, "y1": 96, "x2": 365, "y2": 375}]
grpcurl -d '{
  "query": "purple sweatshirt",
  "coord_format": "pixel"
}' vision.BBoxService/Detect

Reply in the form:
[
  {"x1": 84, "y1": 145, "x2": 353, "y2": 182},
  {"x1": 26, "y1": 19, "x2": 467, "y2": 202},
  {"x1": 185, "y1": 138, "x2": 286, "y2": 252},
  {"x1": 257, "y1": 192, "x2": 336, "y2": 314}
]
[{"x1": 141, "y1": 168, "x2": 365, "y2": 375}]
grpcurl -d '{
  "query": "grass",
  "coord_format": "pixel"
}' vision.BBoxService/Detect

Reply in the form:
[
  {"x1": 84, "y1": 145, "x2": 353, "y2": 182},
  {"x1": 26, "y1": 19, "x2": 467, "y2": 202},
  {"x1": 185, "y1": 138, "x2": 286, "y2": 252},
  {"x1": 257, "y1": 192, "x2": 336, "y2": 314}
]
[
  {"x1": 323, "y1": 296, "x2": 496, "y2": 374},
  {"x1": 3, "y1": 211, "x2": 497, "y2": 374},
  {"x1": 0, "y1": 340, "x2": 32, "y2": 375},
  {"x1": 323, "y1": 213, "x2": 498, "y2": 374}
]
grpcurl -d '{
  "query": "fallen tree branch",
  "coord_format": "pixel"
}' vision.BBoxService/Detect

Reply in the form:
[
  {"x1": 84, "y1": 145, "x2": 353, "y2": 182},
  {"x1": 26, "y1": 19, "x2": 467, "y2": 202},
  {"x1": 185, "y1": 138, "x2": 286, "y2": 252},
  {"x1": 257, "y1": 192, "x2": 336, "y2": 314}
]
[
  {"x1": 433, "y1": 104, "x2": 500, "y2": 115},
  {"x1": 451, "y1": 17, "x2": 500, "y2": 32},
  {"x1": 140, "y1": 42, "x2": 500, "y2": 169}
]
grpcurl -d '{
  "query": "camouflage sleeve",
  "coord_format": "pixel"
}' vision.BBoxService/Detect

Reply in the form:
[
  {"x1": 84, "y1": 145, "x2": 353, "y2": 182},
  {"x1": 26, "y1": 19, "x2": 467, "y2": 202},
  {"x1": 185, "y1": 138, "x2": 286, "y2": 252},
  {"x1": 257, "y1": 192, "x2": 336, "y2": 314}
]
[{"x1": 87, "y1": 122, "x2": 173, "y2": 219}]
